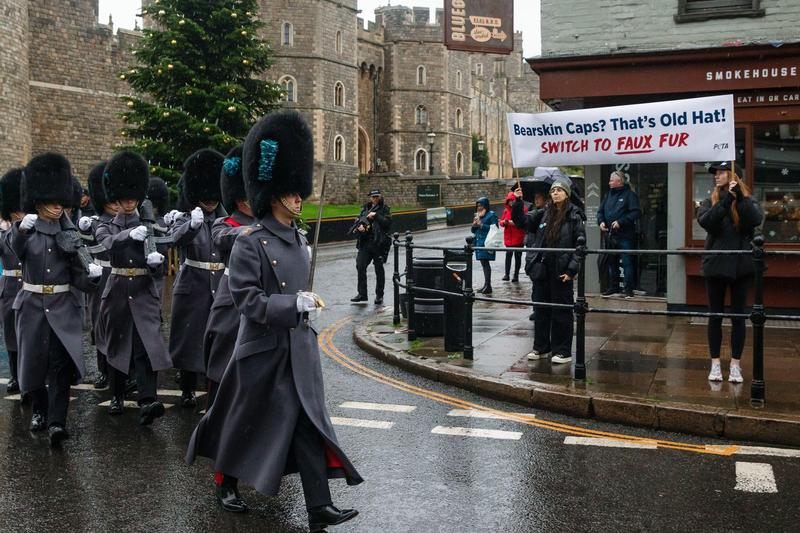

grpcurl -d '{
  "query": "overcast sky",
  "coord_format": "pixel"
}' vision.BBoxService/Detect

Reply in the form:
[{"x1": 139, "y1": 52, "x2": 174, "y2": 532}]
[{"x1": 98, "y1": 0, "x2": 541, "y2": 57}]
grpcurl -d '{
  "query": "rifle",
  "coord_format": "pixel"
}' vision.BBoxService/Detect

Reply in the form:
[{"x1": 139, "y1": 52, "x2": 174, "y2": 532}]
[
  {"x1": 348, "y1": 204, "x2": 381, "y2": 236},
  {"x1": 138, "y1": 199, "x2": 174, "y2": 256},
  {"x1": 55, "y1": 212, "x2": 95, "y2": 274}
]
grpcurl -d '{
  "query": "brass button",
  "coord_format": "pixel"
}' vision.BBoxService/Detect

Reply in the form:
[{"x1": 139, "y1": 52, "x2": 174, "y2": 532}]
[
  {"x1": 47, "y1": 248, "x2": 52, "y2": 252},
  {"x1": 262, "y1": 240, "x2": 267, "y2": 245},
  {"x1": 45, "y1": 308, "x2": 50, "y2": 313},
  {"x1": 46, "y1": 268, "x2": 50, "y2": 273},
  {"x1": 128, "y1": 296, "x2": 133, "y2": 300},
  {"x1": 212, "y1": 252, "x2": 216, "y2": 257},
  {"x1": 272, "y1": 260, "x2": 278, "y2": 266},
  {"x1": 281, "y1": 282, "x2": 286, "y2": 287},
  {"x1": 129, "y1": 259, "x2": 133, "y2": 263}
]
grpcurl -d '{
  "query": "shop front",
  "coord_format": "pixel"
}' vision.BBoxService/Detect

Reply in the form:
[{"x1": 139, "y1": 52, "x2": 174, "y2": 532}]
[{"x1": 528, "y1": 44, "x2": 800, "y2": 309}]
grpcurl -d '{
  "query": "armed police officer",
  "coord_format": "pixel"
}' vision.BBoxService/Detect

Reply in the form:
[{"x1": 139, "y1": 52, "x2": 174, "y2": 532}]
[{"x1": 350, "y1": 189, "x2": 391, "y2": 305}]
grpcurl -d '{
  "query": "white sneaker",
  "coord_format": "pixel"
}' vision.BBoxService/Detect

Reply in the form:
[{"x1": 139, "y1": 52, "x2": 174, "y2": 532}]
[
  {"x1": 729, "y1": 365, "x2": 743, "y2": 383},
  {"x1": 527, "y1": 350, "x2": 550, "y2": 360},
  {"x1": 708, "y1": 363, "x2": 723, "y2": 381},
  {"x1": 551, "y1": 354, "x2": 572, "y2": 364}
]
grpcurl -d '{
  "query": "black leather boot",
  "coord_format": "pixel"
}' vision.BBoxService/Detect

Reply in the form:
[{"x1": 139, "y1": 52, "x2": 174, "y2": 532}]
[
  {"x1": 94, "y1": 372, "x2": 108, "y2": 390},
  {"x1": 6, "y1": 378, "x2": 20, "y2": 394},
  {"x1": 350, "y1": 294, "x2": 367, "y2": 303},
  {"x1": 48, "y1": 425, "x2": 69, "y2": 448},
  {"x1": 216, "y1": 483, "x2": 248, "y2": 513},
  {"x1": 139, "y1": 401, "x2": 165, "y2": 426},
  {"x1": 30, "y1": 411, "x2": 47, "y2": 432},
  {"x1": 308, "y1": 505, "x2": 359, "y2": 532},
  {"x1": 109, "y1": 396, "x2": 125, "y2": 416},
  {"x1": 181, "y1": 391, "x2": 197, "y2": 408}
]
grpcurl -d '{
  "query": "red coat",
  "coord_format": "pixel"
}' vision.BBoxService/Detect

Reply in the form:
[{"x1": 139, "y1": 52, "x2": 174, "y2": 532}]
[{"x1": 499, "y1": 192, "x2": 527, "y2": 247}]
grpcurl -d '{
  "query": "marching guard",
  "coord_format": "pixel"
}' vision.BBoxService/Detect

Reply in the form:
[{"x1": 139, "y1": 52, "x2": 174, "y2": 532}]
[
  {"x1": 94, "y1": 151, "x2": 172, "y2": 423},
  {"x1": 0, "y1": 168, "x2": 25, "y2": 394},
  {"x1": 168, "y1": 149, "x2": 226, "y2": 407},
  {"x1": 203, "y1": 145, "x2": 254, "y2": 407},
  {"x1": 13, "y1": 153, "x2": 102, "y2": 446},
  {"x1": 186, "y1": 112, "x2": 362, "y2": 531}
]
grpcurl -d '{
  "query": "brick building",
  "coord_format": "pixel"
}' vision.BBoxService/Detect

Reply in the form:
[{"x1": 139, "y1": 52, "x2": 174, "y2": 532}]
[{"x1": 0, "y1": 1, "x2": 545, "y2": 203}]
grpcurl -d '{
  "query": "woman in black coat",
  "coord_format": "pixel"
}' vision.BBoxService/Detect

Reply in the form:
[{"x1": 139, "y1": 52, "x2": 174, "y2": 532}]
[
  {"x1": 697, "y1": 162, "x2": 763, "y2": 384},
  {"x1": 512, "y1": 180, "x2": 585, "y2": 365}
]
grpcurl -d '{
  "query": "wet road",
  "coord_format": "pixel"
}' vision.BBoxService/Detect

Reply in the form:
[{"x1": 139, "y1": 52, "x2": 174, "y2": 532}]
[{"x1": 1, "y1": 225, "x2": 798, "y2": 532}]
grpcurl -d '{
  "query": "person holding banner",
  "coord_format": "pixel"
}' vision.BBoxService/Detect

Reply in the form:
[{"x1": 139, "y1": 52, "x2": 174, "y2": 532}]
[
  {"x1": 471, "y1": 197, "x2": 498, "y2": 295},
  {"x1": 697, "y1": 161, "x2": 763, "y2": 383},
  {"x1": 513, "y1": 181, "x2": 585, "y2": 364}
]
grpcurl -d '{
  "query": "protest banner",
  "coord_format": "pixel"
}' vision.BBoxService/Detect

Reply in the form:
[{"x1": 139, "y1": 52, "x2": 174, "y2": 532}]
[{"x1": 507, "y1": 95, "x2": 736, "y2": 167}]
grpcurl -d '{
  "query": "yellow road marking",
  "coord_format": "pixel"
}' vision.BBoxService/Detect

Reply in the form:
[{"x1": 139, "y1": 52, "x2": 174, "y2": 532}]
[{"x1": 318, "y1": 317, "x2": 739, "y2": 457}]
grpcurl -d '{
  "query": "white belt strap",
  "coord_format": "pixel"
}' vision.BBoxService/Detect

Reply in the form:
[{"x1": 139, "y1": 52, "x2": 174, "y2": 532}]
[
  {"x1": 2, "y1": 269, "x2": 22, "y2": 277},
  {"x1": 94, "y1": 260, "x2": 112, "y2": 268},
  {"x1": 184, "y1": 259, "x2": 226, "y2": 271},
  {"x1": 22, "y1": 283, "x2": 71, "y2": 294},
  {"x1": 111, "y1": 267, "x2": 149, "y2": 277},
  {"x1": 224, "y1": 267, "x2": 230, "y2": 276}
]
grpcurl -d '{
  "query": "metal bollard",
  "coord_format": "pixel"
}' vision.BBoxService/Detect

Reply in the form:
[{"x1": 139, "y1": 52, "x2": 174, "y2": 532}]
[
  {"x1": 574, "y1": 235, "x2": 588, "y2": 381},
  {"x1": 463, "y1": 236, "x2": 475, "y2": 360},
  {"x1": 393, "y1": 232, "x2": 401, "y2": 326},
  {"x1": 405, "y1": 231, "x2": 416, "y2": 341},
  {"x1": 750, "y1": 235, "x2": 766, "y2": 407}
]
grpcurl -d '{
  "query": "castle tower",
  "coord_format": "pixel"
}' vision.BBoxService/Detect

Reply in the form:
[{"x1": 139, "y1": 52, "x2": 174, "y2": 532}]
[{"x1": 0, "y1": 0, "x2": 32, "y2": 169}]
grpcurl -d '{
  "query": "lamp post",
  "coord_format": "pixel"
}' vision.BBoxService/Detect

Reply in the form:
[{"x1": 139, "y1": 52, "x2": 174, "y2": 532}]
[
  {"x1": 427, "y1": 130, "x2": 436, "y2": 176},
  {"x1": 477, "y1": 138, "x2": 485, "y2": 177}
]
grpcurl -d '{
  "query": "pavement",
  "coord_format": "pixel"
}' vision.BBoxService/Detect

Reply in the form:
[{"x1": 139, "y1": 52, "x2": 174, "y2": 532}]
[{"x1": 354, "y1": 269, "x2": 800, "y2": 447}]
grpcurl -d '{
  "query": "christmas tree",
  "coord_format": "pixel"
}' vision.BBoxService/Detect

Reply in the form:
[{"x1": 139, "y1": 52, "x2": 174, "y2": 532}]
[{"x1": 119, "y1": 0, "x2": 284, "y2": 183}]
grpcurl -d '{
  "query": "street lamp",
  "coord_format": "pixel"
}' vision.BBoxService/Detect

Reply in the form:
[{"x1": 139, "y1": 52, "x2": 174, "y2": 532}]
[
  {"x1": 477, "y1": 138, "x2": 485, "y2": 177},
  {"x1": 427, "y1": 130, "x2": 436, "y2": 176}
]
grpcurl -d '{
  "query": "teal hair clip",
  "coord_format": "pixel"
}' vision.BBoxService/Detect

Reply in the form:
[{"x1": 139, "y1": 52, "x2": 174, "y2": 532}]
[{"x1": 258, "y1": 140, "x2": 278, "y2": 182}]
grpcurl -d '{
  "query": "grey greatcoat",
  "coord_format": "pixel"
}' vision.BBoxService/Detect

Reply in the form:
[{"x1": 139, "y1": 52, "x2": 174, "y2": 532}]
[
  {"x1": 186, "y1": 215, "x2": 363, "y2": 495},
  {"x1": 0, "y1": 228, "x2": 23, "y2": 352},
  {"x1": 12, "y1": 218, "x2": 98, "y2": 393},
  {"x1": 169, "y1": 210, "x2": 222, "y2": 373},
  {"x1": 95, "y1": 212, "x2": 172, "y2": 374},
  {"x1": 84, "y1": 213, "x2": 114, "y2": 339},
  {"x1": 203, "y1": 210, "x2": 254, "y2": 383}
]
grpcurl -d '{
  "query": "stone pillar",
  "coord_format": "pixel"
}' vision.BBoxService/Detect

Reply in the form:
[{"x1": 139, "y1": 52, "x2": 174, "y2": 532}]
[{"x1": 0, "y1": 0, "x2": 32, "y2": 168}]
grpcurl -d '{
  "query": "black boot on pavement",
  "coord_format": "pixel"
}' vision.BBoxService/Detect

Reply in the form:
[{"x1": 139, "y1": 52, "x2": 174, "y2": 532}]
[
  {"x1": 350, "y1": 294, "x2": 368, "y2": 303},
  {"x1": 139, "y1": 401, "x2": 165, "y2": 426},
  {"x1": 48, "y1": 425, "x2": 69, "y2": 448},
  {"x1": 180, "y1": 391, "x2": 197, "y2": 408},
  {"x1": 94, "y1": 372, "x2": 108, "y2": 390},
  {"x1": 109, "y1": 396, "x2": 125, "y2": 416},
  {"x1": 308, "y1": 505, "x2": 359, "y2": 532},
  {"x1": 30, "y1": 411, "x2": 47, "y2": 432},
  {"x1": 216, "y1": 483, "x2": 248, "y2": 513},
  {"x1": 374, "y1": 296, "x2": 383, "y2": 305},
  {"x1": 6, "y1": 378, "x2": 20, "y2": 394}
]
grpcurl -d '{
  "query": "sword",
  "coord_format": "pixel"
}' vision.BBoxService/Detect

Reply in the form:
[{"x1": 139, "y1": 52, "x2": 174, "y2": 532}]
[{"x1": 307, "y1": 131, "x2": 333, "y2": 291}]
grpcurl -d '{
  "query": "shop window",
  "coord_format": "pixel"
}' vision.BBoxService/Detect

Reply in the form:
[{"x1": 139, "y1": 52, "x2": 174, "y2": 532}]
[
  {"x1": 753, "y1": 122, "x2": 800, "y2": 243},
  {"x1": 691, "y1": 128, "x2": 747, "y2": 241},
  {"x1": 675, "y1": 0, "x2": 764, "y2": 23}
]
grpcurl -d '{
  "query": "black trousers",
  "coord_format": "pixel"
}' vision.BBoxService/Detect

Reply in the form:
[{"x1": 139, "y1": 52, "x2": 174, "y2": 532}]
[
  {"x1": 96, "y1": 349, "x2": 108, "y2": 377},
  {"x1": 30, "y1": 330, "x2": 74, "y2": 429},
  {"x1": 180, "y1": 370, "x2": 200, "y2": 394},
  {"x1": 480, "y1": 259, "x2": 492, "y2": 288},
  {"x1": 531, "y1": 267, "x2": 575, "y2": 356},
  {"x1": 356, "y1": 246, "x2": 385, "y2": 298},
  {"x1": 292, "y1": 409, "x2": 333, "y2": 510},
  {"x1": 504, "y1": 250, "x2": 522, "y2": 278},
  {"x1": 7, "y1": 350, "x2": 18, "y2": 382},
  {"x1": 111, "y1": 329, "x2": 157, "y2": 405},
  {"x1": 705, "y1": 276, "x2": 750, "y2": 360}
]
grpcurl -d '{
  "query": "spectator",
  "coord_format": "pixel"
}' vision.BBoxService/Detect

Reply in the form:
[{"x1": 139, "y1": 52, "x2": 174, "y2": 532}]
[
  {"x1": 499, "y1": 192, "x2": 526, "y2": 282},
  {"x1": 525, "y1": 192, "x2": 548, "y2": 320},
  {"x1": 697, "y1": 161, "x2": 763, "y2": 383},
  {"x1": 597, "y1": 170, "x2": 641, "y2": 298},
  {"x1": 471, "y1": 197, "x2": 498, "y2": 295},
  {"x1": 513, "y1": 181, "x2": 585, "y2": 364}
]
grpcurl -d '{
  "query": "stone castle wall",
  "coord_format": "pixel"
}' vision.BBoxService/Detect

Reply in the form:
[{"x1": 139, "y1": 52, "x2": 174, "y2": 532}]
[{"x1": 0, "y1": 0, "x2": 32, "y2": 169}]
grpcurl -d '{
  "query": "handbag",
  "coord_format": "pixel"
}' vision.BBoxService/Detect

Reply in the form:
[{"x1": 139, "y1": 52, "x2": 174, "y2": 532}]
[{"x1": 484, "y1": 224, "x2": 504, "y2": 249}]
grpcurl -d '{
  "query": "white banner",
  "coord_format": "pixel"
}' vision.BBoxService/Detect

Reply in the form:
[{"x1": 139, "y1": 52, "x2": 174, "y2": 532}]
[{"x1": 507, "y1": 95, "x2": 736, "y2": 167}]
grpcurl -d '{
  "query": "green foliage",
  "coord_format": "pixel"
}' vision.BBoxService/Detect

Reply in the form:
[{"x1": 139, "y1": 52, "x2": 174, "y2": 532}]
[{"x1": 118, "y1": 0, "x2": 284, "y2": 183}]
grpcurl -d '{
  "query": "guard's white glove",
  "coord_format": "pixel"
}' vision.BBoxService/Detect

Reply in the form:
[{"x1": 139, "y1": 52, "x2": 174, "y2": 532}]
[
  {"x1": 146, "y1": 251, "x2": 164, "y2": 267},
  {"x1": 190, "y1": 207, "x2": 203, "y2": 229},
  {"x1": 129, "y1": 225, "x2": 148, "y2": 241},
  {"x1": 164, "y1": 209, "x2": 181, "y2": 226},
  {"x1": 78, "y1": 216, "x2": 93, "y2": 232},
  {"x1": 296, "y1": 292, "x2": 318, "y2": 313},
  {"x1": 20, "y1": 214, "x2": 37, "y2": 231},
  {"x1": 88, "y1": 263, "x2": 103, "y2": 279}
]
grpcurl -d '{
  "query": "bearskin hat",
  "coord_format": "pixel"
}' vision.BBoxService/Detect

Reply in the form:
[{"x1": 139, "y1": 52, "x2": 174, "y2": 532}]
[
  {"x1": 71, "y1": 177, "x2": 83, "y2": 210},
  {"x1": 175, "y1": 176, "x2": 192, "y2": 212},
  {"x1": 21, "y1": 153, "x2": 74, "y2": 213},
  {"x1": 0, "y1": 168, "x2": 23, "y2": 221},
  {"x1": 147, "y1": 177, "x2": 170, "y2": 215},
  {"x1": 242, "y1": 111, "x2": 313, "y2": 218},
  {"x1": 182, "y1": 148, "x2": 224, "y2": 206},
  {"x1": 220, "y1": 145, "x2": 247, "y2": 213},
  {"x1": 87, "y1": 161, "x2": 109, "y2": 212},
  {"x1": 103, "y1": 151, "x2": 149, "y2": 203}
]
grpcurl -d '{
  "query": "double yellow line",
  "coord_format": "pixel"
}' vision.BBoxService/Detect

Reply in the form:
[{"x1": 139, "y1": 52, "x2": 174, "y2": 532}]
[{"x1": 319, "y1": 316, "x2": 739, "y2": 456}]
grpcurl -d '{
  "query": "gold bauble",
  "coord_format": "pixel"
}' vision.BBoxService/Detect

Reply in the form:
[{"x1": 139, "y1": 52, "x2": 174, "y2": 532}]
[
  {"x1": 227, "y1": 106, "x2": 237, "y2": 112},
  {"x1": 170, "y1": 39, "x2": 177, "y2": 45},
  {"x1": 178, "y1": 19, "x2": 185, "y2": 25},
  {"x1": 158, "y1": 10, "x2": 165, "y2": 16},
  {"x1": 162, "y1": 111, "x2": 170, "y2": 117},
  {"x1": 167, "y1": 63, "x2": 174, "y2": 70},
  {"x1": 119, "y1": 74, "x2": 126, "y2": 80},
  {"x1": 186, "y1": 89, "x2": 193, "y2": 95},
  {"x1": 157, "y1": 68, "x2": 163, "y2": 75},
  {"x1": 129, "y1": 69, "x2": 136, "y2": 74},
  {"x1": 127, "y1": 101, "x2": 135, "y2": 108},
  {"x1": 203, "y1": 126, "x2": 211, "y2": 133},
  {"x1": 231, "y1": 12, "x2": 238, "y2": 18},
  {"x1": 241, "y1": 31, "x2": 247, "y2": 36},
  {"x1": 242, "y1": 59, "x2": 250, "y2": 65}
]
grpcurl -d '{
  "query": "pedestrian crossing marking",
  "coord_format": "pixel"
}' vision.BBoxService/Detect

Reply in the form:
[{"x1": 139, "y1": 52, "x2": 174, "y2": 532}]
[
  {"x1": 447, "y1": 409, "x2": 536, "y2": 420},
  {"x1": 97, "y1": 400, "x2": 175, "y2": 409},
  {"x1": 4, "y1": 394, "x2": 77, "y2": 401},
  {"x1": 735, "y1": 462, "x2": 778, "y2": 493},
  {"x1": 330, "y1": 417, "x2": 394, "y2": 429},
  {"x1": 0, "y1": 378, "x2": 8, "y2": 385},
  {"x1": 564, "y1": 436, "x2": 658, "y2": 450},
  {"x1": 431, "y1": 426, "x2": 522, "y2": 440},
  {"x1": 340, "y1": 401, "x2": 416, "y2": 413},
  {"x1": 707, "y1": 445, "x2": 800, "y2": 458},
  {"x1": 157, "y1": 389, "x2": 207, "y2": 398},
  {"x1": 72, "y1": 383, "x2": 101, "y2": 391}
]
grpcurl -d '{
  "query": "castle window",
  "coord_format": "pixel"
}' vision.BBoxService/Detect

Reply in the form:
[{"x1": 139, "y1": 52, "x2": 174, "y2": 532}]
[
  {"x1": 282, "y1": 22, "x2": 293, "y2": 46},
  {"x1": 334, "y1": 81, "x2": 345, "y2": 107},
  {"x1": 334, "y1": 135, "x2": 345, "y2": 162},
  {"x1": 279, "y1": 75, "x2": 297, "y2": 103},
  {"x1": 489, "y1": 79, "x2": 495, "y2": 96},
  {"x1": 494, "y1": 59, "x2": 505, "y2": 76},
  {"x1": 475, "y1": 63, "x2": 483, "y2": 76},
  {"x1": 415, "y1": 149, "x2": 428, "y2": 172},
  {"x1": 456, "y1": 151, "x2": 464, "y2": 173},
  {"x1": 336, "y1": 31, "x2": 343, "y2": 54},
  {"x1": 417, "y1": 65, "x2": 426, "y2": 85},
  {"x1": 415, "y1": 105, "x2": 428, "y2": 126},
  {"x1": 456, "y1": 70, "x2": 462, "y2": 90},
  {"x1": 455, "y1": 108, "x2": 463, "y2": 129}
]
